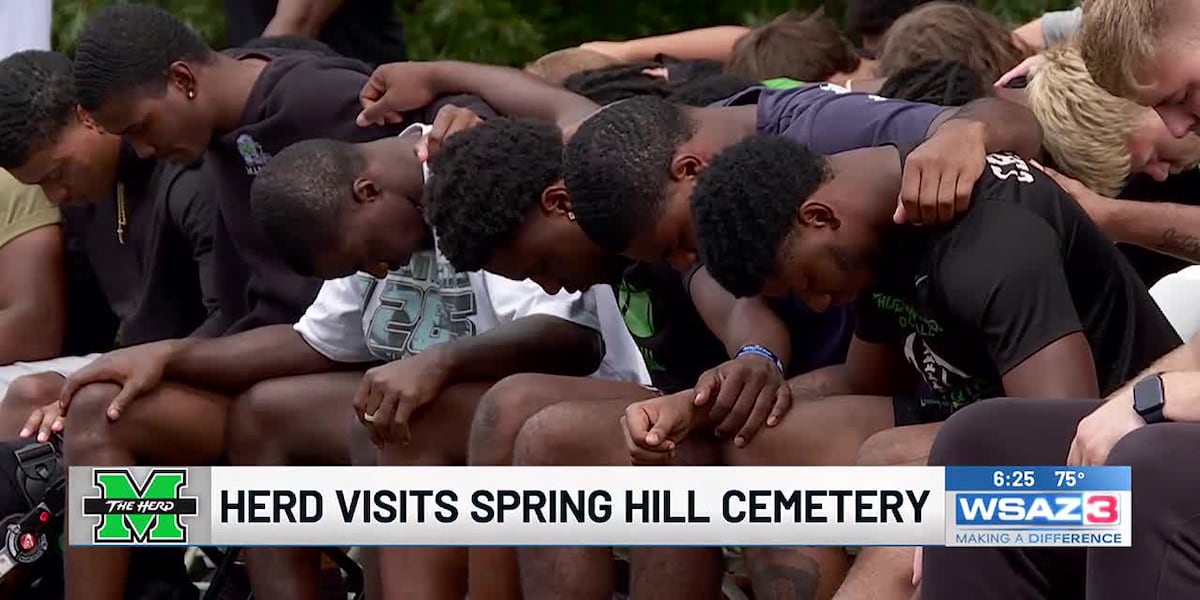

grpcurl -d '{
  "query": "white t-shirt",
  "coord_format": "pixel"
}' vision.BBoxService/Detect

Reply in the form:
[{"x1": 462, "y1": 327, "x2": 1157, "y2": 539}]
[
  {"x1": 294, "y1": 124, "x2": 650, "y2": 385},
  {"x1": 0, "y1": 1, "x2": 51, "y2": 59}
]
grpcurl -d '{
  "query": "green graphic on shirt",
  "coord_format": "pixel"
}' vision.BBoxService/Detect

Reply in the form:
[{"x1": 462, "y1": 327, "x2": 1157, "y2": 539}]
[
  {"x1": 761, "y1": 77, "x2": 806, "y2": 90},
  {"x1": 618, "y1": 282, "x2": 664, "y2": 373},
  {"x1": 872, "y1": 293, "x2": 943, "y2": 337},
  {"x1": 872, "y1": 293, "x2": 1000, "y2": 408}
]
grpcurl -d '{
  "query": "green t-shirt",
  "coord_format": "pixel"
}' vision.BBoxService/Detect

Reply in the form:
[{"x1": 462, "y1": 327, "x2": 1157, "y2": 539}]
[{"x1": 0, "y1": 169, "x2": 59, "y2": 248}]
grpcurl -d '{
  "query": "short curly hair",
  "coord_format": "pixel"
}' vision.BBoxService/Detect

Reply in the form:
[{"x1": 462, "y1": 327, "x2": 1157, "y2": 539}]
[
  {"x1": 250, "y1": 139, "x2": 363, "y2": 277},
  {"x1": 878, "y1": 2, "x2": 1029, "y2": 84},
  {"x1": 727, "y1": 10, "x2": 860, "y2": 83},
  {"x1": 424, "y1": 118, "x2": 564, "y2": 272},
  {"x1": 1026, "y1": 44, "x2": 1138, "y2": 196},
  {"x1": 692, "y1": 135, "x2": 831, "y2": 298},
  {"x1": 73, "y1": 4, "x2": 215, "y2": 112},
  {"x1": 563, "y1": 96, "x2": 695, "y2": 253},
  {"x1": 0, "y1": 51, "x2": 77, "y2": 170}
]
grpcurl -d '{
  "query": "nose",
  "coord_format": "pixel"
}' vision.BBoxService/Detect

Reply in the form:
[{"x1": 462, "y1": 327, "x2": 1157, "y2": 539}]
[
  {"x1": 40, "y1": 183, "x2": 69, "y2": 205},
  {"x1": 1158, "y1": 107, "x2": 1198, "y2": 138},
  {"x1": 365, "y1": 263, "x2": 390, "y2": 278},
  {"x1": 666, "y1": 250, "x2": 698, "y2": 272},
  {"x1": 533, "y1": 277, "x2": 564, "y2": 295},
  {"x1": 130, "y1": 139, "x2": 157, "y2": 159},
  {"x1": 803, "y1": 293, "x2": 833, "y2": 313}
]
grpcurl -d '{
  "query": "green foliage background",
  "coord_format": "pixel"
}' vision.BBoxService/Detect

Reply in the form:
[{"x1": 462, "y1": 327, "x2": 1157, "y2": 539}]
[{"x1": 52, "y1": 0, "x2": 1077, "y2": 64}]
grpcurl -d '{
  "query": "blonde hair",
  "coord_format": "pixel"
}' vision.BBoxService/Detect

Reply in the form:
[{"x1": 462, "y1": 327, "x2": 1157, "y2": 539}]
[
  {"x1": 1027, "y1": 44, "x2": 1139, "y2": 196},
  {"x1": 878, "y1": 2, "x2": 1031, "y2": 83},
  {"x1": 1079, "y1": 0, "x2": 1169, "y2": 99},
  {"x1": 525, "y1": 48, "x2": 621, "y2": 86}
]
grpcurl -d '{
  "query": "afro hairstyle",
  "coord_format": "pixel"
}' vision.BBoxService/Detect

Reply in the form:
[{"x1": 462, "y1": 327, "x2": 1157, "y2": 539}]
[
  {"x1": 423, "y1": 118, "x2": 564, "y2": 272},
  {"x1": 691, "y1": 135, "x2": 832, "y2": 298},
  {"x1": 563, "y1": 95, "x2": 695, "y2": 253}
]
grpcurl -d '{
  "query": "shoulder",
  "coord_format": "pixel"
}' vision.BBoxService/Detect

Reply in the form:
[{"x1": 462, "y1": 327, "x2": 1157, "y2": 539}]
[
  {"x1": 0, "y1": 170, "x2": 60, "y2": 249},
  {"x1": 932, "y1": 203, "x2": 1064, "y2": 287}
]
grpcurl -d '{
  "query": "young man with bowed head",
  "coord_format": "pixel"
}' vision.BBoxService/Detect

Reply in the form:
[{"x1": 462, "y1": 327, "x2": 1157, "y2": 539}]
[
  {"x1": 659, "y1": 135, "x2": 1181, "y2": 599},
  {"x1": 0, "y1": 50, "x2": 223, "y2": 435}
]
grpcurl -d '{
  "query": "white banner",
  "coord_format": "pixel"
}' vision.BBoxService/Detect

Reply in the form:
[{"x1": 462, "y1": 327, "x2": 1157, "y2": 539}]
[{"x1": 206, "y1": 466, "x2": 945, "y2": 546}]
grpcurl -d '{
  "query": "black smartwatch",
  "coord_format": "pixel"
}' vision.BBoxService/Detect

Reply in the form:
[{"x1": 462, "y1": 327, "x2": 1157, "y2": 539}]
[{"x1": 1132, "y1": 374, "x2": 1169, "y2": 424}]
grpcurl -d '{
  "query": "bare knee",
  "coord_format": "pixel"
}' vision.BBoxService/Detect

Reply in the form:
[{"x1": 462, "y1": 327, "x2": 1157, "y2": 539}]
[
  {"x1": 513, "y1": 404, "x2": 601, "y2": 467},
  {"x1": 469, "y1": 374, "x2": 564, "y2": 466},
  {"x1": 62, "y1": 383, "x2": 122, "y2": 463},
  {"x1": 5, "y1": 373, "x2": 64, "y2": 409},
  {"x1": 855, "y1": 431, "x2": 903, "y2": 466},
  {"x1": 228, "y1": 380, "x2": 291, "y2": 465}
]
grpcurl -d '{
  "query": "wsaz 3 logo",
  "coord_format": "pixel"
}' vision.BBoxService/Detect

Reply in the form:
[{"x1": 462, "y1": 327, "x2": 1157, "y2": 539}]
[
  {"x1": 955, "y1": 493, "x2": 1120, "y2": 525},
  {"x1": 81, "y1": 469, "x2": 199, "y2": 544}
]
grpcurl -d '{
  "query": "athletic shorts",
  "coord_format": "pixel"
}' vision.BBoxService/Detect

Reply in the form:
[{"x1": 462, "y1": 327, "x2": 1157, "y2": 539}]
[
  {"x1": 893, "y1": 395, "x2": 957, "y2": 427},
  {"x1": 0, "y1": 354, "x2": 102, "y2": 400}
]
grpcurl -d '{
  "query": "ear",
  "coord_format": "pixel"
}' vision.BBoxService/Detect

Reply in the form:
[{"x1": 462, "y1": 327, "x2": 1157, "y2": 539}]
[
  {"x1": 167, "y1": 62, "x2": 198, "y2": 97},
  {"x1": 669, "y1": 153, "x2": 706, "y2": 182},
  {"x1": 797, "y1": 201, "x2": 840, "y2": 230},
  {"x1": 75, "y1": 105, "x2": 102, "y2": 132},
  {"x1": 540, "y1": 181, "x2": 573, "y2": 217},
  {"x1": 352, "y1": 177, "x2": 382, "y2": 205}
]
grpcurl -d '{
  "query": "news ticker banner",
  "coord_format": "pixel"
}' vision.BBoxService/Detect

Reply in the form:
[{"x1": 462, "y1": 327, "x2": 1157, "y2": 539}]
[{"x1": 66, "y1": 465, "x2": 1130, "y2": 548}]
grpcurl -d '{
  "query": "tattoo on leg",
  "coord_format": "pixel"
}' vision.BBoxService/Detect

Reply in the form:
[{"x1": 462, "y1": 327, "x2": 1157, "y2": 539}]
[
  {"x1": 1160, "y1": 228, "x2": 1200, "y2": 262},
  {"x1": 748, "y1": 554, "x2": 821, "y2": 600}
]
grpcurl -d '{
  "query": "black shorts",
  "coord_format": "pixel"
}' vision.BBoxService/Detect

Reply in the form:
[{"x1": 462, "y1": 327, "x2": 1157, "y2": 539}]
[{"x1": 892, "y1": 396, "x2": 957, "y2": 426}]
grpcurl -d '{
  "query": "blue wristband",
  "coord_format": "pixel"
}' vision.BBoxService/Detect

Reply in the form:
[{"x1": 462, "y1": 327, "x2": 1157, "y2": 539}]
[{"x1": 735, "y1": 344, "x2": 785, "y2": 374}]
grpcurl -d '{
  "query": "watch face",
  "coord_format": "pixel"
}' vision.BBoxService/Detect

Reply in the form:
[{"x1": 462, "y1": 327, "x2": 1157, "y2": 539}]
[{"x1": 1133, "y1": 375, "x2": 1165, "y2": 414}]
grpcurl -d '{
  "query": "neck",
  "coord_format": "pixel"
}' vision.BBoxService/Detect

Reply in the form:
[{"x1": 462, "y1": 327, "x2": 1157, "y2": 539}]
[
  {"x1": 206, "y1": 53, "x2": 270, "y2": 134},
  {"x1": 827, "y1": 146, "x2": 905, "y2": 233},
  {"x1": 362, "y1": 135, "x2": 426, "y2": 201},
  {"x1": 685, "y1": 105, "x2": 760, "y2": 155}
]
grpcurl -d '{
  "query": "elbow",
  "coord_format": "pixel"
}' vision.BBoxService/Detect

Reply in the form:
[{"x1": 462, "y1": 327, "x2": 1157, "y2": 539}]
[{"x1": 564, "y1": 327, "x2": 605, "y2": 376}]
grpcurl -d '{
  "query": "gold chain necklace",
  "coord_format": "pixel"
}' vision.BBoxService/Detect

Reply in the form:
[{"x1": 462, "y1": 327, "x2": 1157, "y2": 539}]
[{"x1": 116, "y1": 183, "x2": 127, "y2": 245}]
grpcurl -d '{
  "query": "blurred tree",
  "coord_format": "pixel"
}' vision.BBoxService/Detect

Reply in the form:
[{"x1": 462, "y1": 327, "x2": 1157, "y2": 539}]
[{"x1": 52, "y1": 0, "x2": 1075, "y2": 64}]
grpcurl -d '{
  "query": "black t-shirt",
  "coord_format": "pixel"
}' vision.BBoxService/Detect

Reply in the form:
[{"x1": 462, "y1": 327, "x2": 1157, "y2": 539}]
[
  {"x1": 224, "y1": 0, "x2": 407, "y2": 66},
  {"x1": 62, "y1": 148, "x2": 222, "y2": 349},
  {"x1": 856, "y1": 152, "x2": 1182, "y2": 411}
]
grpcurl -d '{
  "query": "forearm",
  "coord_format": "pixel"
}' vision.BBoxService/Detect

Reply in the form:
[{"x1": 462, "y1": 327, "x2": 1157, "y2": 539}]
[
  {"x1": 263, "y1": 0, "x2": 343, "y2": 37},
  {"x1": 611, "y1": 26, "x2": 749, "y2": 63},
  {"x1": 1109, "y1": 334, "x2": 1200, "y2": 400},
  {"x1": 428, "y1": 61, "x2": 598, "y2": 128},
  {"x1": 787, "y1": 364, "x2": 851, "y2": 399},
  {"x1": 434, "y1": 315, "x2": 603, "y2": 382},
  {"x1": 689, "y1": 268, "x2": 791, "y2": 366},
  {"x1": 0, "y1": 305, "x2": 63, "y2": 364},
  {"x1": 938, "y1": 98, "x2": 1044, "y2": 159},
  {"x1": 1104, "y1": 200, "x2": 1200, "y2": 263},
  {"x1": 166, "y1": 325, "x2": 336, "y2": 391},
  {"x1": 1160, "y1": 370, "x2": 1200, "y2": 422}
]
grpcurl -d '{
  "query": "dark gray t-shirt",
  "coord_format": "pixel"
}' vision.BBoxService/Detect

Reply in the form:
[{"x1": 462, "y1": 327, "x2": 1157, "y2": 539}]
[{"x1": 712, "y1": 83, "x2": 948, "y2": 152}]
